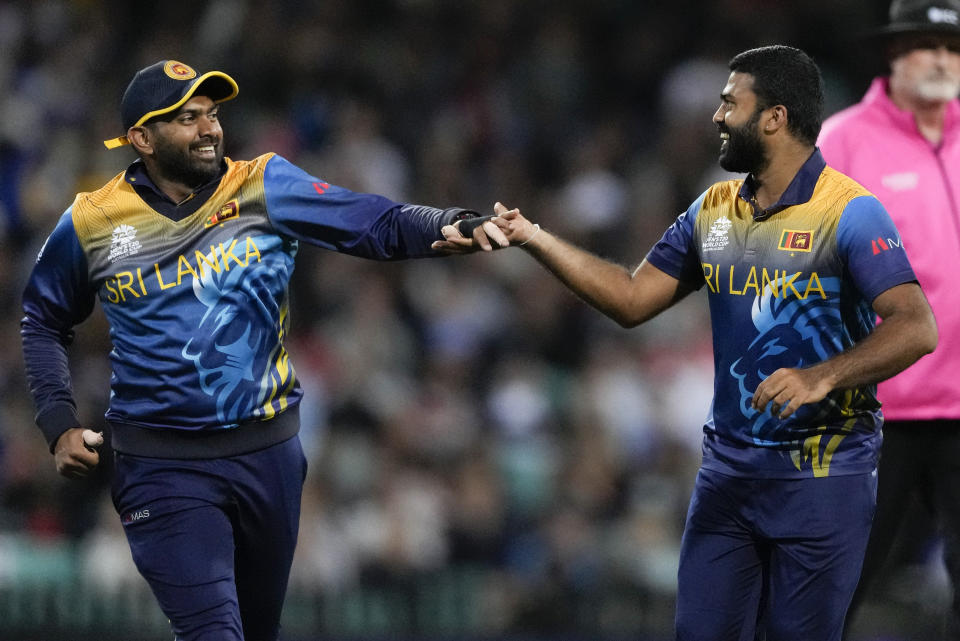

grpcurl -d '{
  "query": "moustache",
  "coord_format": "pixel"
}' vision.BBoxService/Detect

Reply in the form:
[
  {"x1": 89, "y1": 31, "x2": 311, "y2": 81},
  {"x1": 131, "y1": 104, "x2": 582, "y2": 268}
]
[{"x1": 190, "y1": 138, "x2": 220, "y2": 149}]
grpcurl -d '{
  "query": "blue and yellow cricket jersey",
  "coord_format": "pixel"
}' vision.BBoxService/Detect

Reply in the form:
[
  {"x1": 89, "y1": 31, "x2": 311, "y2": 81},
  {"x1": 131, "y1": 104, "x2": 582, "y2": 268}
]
[
  {"x1": 646, "y1": 150, "x2": 916, "y2": 479},
  {"x1": 22, "y1": 153, "x2": 468, "y2": 456}
]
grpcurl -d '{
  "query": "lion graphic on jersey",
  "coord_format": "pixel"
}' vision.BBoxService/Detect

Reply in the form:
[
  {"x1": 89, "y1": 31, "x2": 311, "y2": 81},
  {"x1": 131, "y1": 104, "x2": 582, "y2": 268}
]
[
  {"x1": 181, "y1": 237, "x2": 295, "y2": 423},
  {"x1": 730, "y1": 275, "x2": 844, "y2": 445}
]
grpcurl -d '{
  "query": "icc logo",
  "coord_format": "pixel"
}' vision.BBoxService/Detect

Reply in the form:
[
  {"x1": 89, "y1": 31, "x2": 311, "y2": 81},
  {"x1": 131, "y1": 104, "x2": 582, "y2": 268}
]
[
  {"x1": 164, "y1": 60, "x2": 197, "y2": 80},
  {"x1": 928, "y1": 7, "x2": 958, "y2": 24}
]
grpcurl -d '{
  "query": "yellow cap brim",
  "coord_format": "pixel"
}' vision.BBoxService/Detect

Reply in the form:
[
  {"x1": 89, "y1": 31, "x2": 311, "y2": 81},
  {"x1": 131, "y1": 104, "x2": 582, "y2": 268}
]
[
  {"x1": 103, "y1": 136, "x2": 130, "y2": 149},
  {"x1": 102, "y1": 71, "x2": 239, "y2": 149}
]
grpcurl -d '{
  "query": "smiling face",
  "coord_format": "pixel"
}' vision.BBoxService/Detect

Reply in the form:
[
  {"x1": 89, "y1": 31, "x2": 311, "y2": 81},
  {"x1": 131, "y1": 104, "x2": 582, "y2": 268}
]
[
  {"x1": 889, "y1": 34, "x2": 960, "y2": 104},
  {"x1": 713, "y1": 71, "x2": 769, "y2": 175},
  {"x1": 143, "y1": 95, "x2": 224, "y2": 189}
]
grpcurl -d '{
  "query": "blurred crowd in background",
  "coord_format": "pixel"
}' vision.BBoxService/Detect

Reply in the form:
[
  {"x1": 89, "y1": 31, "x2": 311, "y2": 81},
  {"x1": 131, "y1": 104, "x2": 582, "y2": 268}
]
[{"x1": 0, "y1": 0, "x2": 950, "y2": 639}]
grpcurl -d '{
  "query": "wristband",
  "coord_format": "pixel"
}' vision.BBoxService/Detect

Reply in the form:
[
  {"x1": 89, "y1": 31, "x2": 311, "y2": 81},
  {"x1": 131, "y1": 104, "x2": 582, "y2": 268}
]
[
  {"x1": 519, "y1": 224, "x2": 541, "y2": 246},
  {"x1": 457, "y1": 215, "x2": 495, "y2": 238}
]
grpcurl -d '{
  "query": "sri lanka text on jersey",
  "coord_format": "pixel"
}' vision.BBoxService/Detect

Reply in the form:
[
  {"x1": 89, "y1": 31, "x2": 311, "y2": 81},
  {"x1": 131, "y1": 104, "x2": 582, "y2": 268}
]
[
  {"x1": 701, "y1": 263, "x2": 827, "y2": 299},
  {"x1": 103, "y1": 236, "x2": 262, "y2": 303}
]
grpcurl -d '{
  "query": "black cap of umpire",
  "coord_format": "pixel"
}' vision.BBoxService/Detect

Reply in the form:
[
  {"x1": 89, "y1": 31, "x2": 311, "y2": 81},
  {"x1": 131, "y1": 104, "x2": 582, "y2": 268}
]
[{"x1": 875, "y1": 0, "x2": 960, "y2": 38}]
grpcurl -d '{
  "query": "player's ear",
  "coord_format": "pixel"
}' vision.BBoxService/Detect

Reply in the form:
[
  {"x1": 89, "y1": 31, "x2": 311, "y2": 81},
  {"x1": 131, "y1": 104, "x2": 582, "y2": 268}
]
[
  {"x1": 762, "y1": 104, "x2": 788, "y2": 134},
  {"x1": 127, "y1": 126, "x2": 153, "y2": 154}
]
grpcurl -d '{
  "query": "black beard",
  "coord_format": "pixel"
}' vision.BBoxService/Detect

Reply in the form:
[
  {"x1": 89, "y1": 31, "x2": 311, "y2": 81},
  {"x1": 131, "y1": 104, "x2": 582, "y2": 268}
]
[
  {"x1": 718, "y1": 110, "x2": 768, "y2": 175},
  {"x1": 152, "y1": 136, "x2": 223, "y2": 190}
]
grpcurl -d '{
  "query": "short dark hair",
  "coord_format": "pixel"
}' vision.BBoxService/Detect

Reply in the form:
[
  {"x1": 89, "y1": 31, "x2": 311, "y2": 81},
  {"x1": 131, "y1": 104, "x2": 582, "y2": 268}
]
[{"x1": 728, "y1": 45, "x2": 824, "y2": 145}]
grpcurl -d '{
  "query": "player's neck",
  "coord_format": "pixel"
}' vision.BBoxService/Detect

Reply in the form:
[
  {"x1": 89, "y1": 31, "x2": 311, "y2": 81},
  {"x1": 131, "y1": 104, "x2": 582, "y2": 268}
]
[
  {"x1": 143, "y1": 166, "x2": 201, "y2": 205},
  {"x1": 751, "y1": 143, "x2": 813, "y2": 210}
]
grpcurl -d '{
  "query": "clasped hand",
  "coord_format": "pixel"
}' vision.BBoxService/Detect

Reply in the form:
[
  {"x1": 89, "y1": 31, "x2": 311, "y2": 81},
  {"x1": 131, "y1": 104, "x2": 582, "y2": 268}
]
[{"x1": 431, "y1": 202, "x2": 539, "y2": 253}]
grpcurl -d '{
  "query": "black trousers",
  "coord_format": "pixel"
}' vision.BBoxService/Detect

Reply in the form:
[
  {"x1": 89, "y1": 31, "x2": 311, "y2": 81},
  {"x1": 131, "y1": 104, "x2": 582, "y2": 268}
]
[{"x1": 846, "y1": 419, "x2": 960, "y2": 640}]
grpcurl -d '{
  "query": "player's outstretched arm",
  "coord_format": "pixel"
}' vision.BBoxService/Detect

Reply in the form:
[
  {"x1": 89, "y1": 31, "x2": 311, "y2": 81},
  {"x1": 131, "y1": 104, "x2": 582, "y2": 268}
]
[
  {"x1": 488, "y1": 203, "x2": 692, "y2": 328},
  {"x1": 752, "y1": 282, "x2": 937, "y2": 418}
]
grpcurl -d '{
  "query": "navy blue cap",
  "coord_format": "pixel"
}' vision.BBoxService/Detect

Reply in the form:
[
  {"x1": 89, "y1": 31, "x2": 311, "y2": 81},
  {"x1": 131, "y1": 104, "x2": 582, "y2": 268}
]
[{"x1": 104, "y1": 60, "x2": 238, "y2": 149}]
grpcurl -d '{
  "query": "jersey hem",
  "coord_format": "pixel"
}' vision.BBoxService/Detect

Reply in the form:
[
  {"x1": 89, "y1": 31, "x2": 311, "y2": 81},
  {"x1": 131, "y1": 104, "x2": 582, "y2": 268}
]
[
  {"x1": 109, "y1": 408, "x2": 299, "y2": 459},
  {"x1": 700, "y1": 457, "x2": 877, "y2": 480}
]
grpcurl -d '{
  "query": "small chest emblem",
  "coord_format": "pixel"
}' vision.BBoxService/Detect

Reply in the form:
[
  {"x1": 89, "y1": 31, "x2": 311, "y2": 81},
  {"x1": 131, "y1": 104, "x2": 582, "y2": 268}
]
[
  {"x1": 778, "y1": 229, "x2": 813, "y2": 252},
  {"x1": 205, "y1": 200, "x2": 239, "y2": 227},
  {"x1": 880, "y1": 172, "x2": 918, "y2": 192},
  {"x1": 702, "y1": 216, "x2": 733, "y2": 252},
  {"x1": 108, "y1": 224, "x2": 142, "y2": 263}
]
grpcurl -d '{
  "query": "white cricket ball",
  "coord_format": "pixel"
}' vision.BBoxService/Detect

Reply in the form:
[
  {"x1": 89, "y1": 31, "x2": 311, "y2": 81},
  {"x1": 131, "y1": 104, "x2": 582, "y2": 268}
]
[{"x1": 82, "y1": 429, "x2": 104, "y2": 448}]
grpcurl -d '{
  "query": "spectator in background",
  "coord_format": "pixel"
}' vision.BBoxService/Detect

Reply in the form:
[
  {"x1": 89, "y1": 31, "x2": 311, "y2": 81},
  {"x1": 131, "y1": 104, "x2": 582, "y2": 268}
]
[{"x1": 818, "y1": 0, "x2": 960, "y2": 637}]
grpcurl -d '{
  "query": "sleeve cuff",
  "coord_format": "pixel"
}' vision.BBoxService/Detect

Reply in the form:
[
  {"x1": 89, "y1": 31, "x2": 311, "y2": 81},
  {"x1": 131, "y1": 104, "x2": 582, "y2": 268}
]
[
  {"x1": 36, "y1": 403, "x2": 81, "y2": 453},
  {"x1": 443, "y1": 207, "x2": 480, "y2": 226}
]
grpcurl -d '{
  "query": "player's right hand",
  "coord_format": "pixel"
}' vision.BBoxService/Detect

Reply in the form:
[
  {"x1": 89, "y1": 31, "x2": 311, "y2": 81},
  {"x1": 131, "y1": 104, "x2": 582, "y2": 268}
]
[
  {"x1": 491, "y1": 202, "x2": 539, "y2": 245},
  {"x1": 53, "y1": 427, "x2": 102, "y2": 479}
]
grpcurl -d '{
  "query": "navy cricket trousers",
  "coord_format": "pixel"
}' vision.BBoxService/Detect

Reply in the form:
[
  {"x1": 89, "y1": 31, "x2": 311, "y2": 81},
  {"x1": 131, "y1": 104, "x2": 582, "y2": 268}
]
[
  {"x1": 111, "y1": 435, "x2": 307, "y2": 641},
  {"x1": 675, "y1": 467, "x2": 876, "y2": 641}
]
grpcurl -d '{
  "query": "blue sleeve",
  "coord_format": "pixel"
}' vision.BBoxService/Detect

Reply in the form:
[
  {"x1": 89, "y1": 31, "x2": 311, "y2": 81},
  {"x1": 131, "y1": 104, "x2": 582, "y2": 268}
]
[
  {"x1": 262, "y1": 155, "x2": 470, "y2": 259},
  {"x1": 836, "y1": 195, "x2": 917, "y2": 303},
  {"x1": 20, "y1": 209, "x2": 97, "y2": 450},
  {"x1": 644, "y1": 192, "x2": 706, "y2": 288}
]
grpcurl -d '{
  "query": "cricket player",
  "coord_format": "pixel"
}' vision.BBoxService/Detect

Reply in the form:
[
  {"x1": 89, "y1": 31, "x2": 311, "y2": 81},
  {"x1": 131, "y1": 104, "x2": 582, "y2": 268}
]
[
  {"x1": 20, "y1": 59, "x2": 505, "y2": 641},
  {"x1": 435, "y1": 45, "x2": 938, "y2": 641}
]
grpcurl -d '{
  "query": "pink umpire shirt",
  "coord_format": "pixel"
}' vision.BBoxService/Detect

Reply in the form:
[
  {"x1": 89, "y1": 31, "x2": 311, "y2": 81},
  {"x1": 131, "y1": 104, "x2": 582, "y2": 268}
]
[{"x1": 819, "y1": 77, "x2": 960, "y2": 421}]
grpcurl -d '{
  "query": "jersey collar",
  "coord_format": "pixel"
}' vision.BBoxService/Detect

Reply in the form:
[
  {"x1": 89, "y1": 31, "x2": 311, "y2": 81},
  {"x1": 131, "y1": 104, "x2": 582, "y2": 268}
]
[
  {"x1": 738, "y1": 148, "x2": 826, "y2": 221},
  {"x1": 123, "y1": 159, "x2": 228, "y2": 221}
]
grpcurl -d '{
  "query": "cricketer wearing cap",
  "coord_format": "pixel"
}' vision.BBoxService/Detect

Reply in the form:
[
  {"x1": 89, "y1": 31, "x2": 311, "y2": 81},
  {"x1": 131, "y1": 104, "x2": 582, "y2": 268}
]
[
  {"x1": 435, "y1": 46, "x2": 939, "y2": 641},
  {"x1": 20, "y1": 60, "x2": 507, "y2": 641}
]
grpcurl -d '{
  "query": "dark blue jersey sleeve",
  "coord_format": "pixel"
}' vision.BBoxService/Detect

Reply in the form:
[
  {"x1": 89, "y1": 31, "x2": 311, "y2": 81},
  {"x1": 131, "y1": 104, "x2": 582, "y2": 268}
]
[
  {"x1": 837, "y1": 195, "x2": 917, "y2": 303},
  {"x1": 645, "y1": 192, "x2": 706, "y2": 288},
  {"x1": 20, "y1": 209, "x2": 97, "y2": 450},
  {"x1": 262, "y1": 155, "x2": 472, "y2": 259}
]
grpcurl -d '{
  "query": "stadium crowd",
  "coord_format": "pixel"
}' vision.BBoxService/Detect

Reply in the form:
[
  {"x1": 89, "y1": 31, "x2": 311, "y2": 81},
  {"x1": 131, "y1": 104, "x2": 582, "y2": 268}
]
[{"x1": 0, "y1": 0, "x2": 948, "y2": 638}]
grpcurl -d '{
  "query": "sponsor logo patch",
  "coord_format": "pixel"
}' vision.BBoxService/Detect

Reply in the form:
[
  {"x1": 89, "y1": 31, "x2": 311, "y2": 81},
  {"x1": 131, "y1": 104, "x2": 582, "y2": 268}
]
[
  {"x1": 929, "y1": 6, "x2": 959, "y2": 25},
  {"x1": 122, "y1": 508, "x2": 151, "y2": 524},
  {"x1": 880, "y1": 172, "x2": 918, "y2": 192},
  {"x1": 872, "y1": 235, "x2": 904, "y2": 255}
]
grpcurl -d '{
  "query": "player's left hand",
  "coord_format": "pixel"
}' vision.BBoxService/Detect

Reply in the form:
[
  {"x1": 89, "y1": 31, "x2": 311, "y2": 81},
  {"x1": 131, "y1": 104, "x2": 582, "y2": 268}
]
[
  {"x1": 751, "y1": 367, "x2": 833, "y2": 419},
  {"x1": 431, "y1": 214, "x2": 510, "y2": 254}
]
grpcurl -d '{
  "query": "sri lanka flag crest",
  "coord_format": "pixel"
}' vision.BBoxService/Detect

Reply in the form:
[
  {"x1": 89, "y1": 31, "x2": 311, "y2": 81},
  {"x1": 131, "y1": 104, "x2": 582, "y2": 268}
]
[{"x1": 778, "y1": 229, "x2": 813, "y2": 252}]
